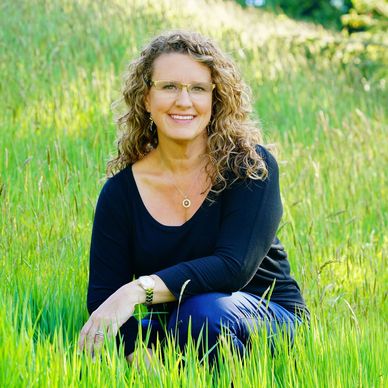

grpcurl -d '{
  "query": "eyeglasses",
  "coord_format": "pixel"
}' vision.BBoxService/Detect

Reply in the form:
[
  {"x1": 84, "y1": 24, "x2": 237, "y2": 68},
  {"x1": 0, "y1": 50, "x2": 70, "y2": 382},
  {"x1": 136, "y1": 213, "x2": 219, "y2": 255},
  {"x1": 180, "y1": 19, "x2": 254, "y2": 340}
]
[{"x1": 150, "y1": 80, "x2": 215, "y2": 98}]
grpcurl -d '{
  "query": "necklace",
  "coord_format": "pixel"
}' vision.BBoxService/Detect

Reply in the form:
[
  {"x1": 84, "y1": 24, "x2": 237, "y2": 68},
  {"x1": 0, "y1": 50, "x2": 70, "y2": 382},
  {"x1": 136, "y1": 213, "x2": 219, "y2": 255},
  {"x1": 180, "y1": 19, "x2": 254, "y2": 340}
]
[
  {"x1": 171, "y1": 182, "x2": 194, "y2": 208},
  {"x1": 160, "y1": 156, "x2": 207, "y2": 209}
]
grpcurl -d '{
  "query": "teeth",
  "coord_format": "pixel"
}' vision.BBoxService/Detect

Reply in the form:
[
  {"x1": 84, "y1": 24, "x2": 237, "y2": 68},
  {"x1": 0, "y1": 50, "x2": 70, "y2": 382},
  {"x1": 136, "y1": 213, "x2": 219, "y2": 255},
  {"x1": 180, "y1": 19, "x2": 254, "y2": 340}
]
[{"x1": 170, "y1": 115, "x2": 194, "y2": 120}]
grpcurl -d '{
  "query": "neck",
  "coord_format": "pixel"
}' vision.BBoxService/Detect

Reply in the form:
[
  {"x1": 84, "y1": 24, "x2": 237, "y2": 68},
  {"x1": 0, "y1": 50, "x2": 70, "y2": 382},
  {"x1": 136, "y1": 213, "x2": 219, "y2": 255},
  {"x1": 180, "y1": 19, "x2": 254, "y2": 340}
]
[{"x1": 155, "y1": 137, "x2": 208, "y2": 175}]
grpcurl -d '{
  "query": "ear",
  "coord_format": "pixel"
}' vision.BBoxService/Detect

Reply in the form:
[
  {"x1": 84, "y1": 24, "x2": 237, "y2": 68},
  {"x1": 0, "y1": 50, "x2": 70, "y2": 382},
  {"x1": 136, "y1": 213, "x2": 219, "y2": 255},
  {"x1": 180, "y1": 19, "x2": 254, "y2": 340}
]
[{"x1": 144, "y1": 92, "x2": 151, "y2": 113}]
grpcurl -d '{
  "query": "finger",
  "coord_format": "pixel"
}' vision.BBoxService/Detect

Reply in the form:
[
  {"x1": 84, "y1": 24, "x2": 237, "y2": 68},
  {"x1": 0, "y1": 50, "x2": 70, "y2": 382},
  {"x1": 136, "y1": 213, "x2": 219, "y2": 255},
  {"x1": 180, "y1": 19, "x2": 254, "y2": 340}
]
[
  {"x1": 107, "y1": 321, "x2": 119, "y2": 339},
  {"x1": 78, "y1": 319, "x2": 93, "y2": 352},
  {"x1": 92, "y1": 323, "x2": 110, "y2": 358},
  {"x1": 88, "y1": 320, "x2": 110, "y2": 355},
  {"x1": 93, "y1": 332, "x2": 105, "y2": 356},
  {"x1": 86, "y1": 324, "x2": 100, "y2": 355}
]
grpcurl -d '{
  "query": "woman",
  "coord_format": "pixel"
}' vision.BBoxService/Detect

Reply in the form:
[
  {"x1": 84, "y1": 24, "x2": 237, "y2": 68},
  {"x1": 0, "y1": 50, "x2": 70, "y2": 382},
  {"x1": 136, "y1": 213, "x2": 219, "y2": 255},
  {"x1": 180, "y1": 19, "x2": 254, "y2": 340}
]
[{"x1": 78, "y1": 30, "x2": 309, "y2": 365}]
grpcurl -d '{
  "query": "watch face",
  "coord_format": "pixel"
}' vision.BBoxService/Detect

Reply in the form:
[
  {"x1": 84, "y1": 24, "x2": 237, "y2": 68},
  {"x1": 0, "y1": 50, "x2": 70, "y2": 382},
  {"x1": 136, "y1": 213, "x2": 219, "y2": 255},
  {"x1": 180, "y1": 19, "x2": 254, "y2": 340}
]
[{"x1": 139, "y1": 276, "x2": 155, "y2": 288}]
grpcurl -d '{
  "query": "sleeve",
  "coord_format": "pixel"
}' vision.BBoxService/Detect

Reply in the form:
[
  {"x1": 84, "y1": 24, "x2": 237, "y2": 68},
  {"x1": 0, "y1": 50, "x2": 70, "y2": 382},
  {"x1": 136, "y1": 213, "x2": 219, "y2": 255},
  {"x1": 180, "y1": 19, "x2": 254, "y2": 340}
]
[
  {"x1": 86, "y1": 175, "x2": 139, "y2": 356},
  {"x1": 154, "y1": 146, "x2": 283, "y2": 299}
]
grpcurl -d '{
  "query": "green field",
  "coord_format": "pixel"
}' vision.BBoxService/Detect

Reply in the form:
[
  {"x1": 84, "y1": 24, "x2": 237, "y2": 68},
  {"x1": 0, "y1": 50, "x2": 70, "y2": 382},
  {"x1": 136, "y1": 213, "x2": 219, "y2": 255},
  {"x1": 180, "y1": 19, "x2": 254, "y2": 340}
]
[{"x1": 1, "y1": 0, "x2": 387, "y2": 386}]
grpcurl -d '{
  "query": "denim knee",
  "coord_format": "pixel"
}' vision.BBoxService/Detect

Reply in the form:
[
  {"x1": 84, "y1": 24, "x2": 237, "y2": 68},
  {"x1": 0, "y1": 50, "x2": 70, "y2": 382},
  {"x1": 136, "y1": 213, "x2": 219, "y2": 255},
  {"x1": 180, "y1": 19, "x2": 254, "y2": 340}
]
[
  {"x1": 168, "y1": 294, "x2": 221, "y2": 331},
  {"x1": 166, "y1": 293, "x2": 240, "y2": 358}
]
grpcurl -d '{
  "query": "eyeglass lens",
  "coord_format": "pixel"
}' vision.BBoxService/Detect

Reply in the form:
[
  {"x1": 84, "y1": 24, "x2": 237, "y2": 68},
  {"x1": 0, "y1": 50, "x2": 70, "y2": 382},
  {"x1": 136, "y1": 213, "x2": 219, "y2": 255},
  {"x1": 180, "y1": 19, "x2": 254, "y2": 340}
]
[{"x1": 152, "y1": 81, "x2": 214, "y2": 96}]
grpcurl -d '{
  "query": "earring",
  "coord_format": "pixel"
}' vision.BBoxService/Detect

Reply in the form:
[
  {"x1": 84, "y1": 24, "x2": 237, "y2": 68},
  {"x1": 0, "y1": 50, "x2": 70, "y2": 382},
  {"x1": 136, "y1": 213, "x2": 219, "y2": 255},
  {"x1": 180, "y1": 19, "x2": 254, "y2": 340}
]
[{"x1": 149, "y1": 116, "x2": 154, "y2": 133}]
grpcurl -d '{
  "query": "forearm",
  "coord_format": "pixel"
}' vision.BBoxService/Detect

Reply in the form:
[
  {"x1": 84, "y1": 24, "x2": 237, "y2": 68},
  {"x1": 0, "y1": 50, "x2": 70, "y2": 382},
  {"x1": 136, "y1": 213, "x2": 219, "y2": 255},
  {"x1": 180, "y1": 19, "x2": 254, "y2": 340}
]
[
  {"x1": 80, "y1": 275, "x2": 175, "y2": 357},
  {"x1": 124, "y1": 274, "x2": 177, "y2": 305}
]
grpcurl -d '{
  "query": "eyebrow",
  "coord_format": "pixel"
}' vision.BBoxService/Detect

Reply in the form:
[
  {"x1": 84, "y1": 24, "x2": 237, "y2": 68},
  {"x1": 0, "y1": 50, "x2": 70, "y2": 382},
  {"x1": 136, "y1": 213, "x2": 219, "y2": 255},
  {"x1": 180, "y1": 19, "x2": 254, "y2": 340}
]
[{"x1": 152, "y1": 79, "x2": 213, "y2": 83}]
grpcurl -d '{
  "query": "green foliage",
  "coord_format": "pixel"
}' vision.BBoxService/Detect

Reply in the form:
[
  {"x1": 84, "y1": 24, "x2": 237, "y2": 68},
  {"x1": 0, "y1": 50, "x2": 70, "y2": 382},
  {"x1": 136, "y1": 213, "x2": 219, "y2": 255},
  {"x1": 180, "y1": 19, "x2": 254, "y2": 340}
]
[
  {"x1": 342, "y1": 0, "x2": 388, "y2": 32},
  {"x1": 237, "y1": 0, "x2": 388, "y2": 33},
  {"x1": 265, "y1": 0, "x2": 350, "y2": 19},
  {"x1": 235, "y1": 0, "x2": 352, "y2": 28},
  {"x1": 1, "y1": 0, "x2": 387, "y2": 386}
]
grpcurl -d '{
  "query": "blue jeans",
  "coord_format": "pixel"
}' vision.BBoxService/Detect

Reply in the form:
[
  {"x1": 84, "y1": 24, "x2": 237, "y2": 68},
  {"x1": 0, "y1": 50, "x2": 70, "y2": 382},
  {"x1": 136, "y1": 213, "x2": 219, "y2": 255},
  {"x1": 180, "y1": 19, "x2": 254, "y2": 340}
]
[{"x1": 139, "y1": 292, "x2": 307, "y2": 362}]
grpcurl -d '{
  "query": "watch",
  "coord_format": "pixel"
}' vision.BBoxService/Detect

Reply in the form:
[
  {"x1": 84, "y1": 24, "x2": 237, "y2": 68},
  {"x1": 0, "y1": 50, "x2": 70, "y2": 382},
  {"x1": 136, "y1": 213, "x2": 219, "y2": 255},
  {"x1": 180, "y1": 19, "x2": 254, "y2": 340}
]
[{"x1": 137, "y1": 276, "x2": 155, "y2": 306}]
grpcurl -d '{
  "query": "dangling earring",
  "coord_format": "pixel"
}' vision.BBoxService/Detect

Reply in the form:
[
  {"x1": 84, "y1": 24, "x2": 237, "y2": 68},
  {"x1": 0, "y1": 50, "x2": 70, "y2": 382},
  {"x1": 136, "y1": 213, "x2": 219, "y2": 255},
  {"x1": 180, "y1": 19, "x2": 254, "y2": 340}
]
[{"x1": 149, "y1": 116, "x2": 154, "y2": 133}]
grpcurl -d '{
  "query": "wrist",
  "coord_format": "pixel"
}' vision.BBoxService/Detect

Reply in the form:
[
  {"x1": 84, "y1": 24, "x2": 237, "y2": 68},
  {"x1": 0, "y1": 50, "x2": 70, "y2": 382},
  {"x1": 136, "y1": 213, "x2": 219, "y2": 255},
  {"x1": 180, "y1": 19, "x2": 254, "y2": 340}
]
[
  {"x1": 137, "y1": 276, "x2": 155, "y2": 306},
  {"x1": 123, "y1": 281, "x2": 146, "y2": 305}
]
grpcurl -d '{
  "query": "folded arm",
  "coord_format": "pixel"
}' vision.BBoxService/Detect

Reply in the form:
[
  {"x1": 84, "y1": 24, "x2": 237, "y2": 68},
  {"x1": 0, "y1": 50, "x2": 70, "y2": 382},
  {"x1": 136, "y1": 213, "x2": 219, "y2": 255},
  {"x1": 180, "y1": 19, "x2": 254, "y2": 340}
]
[{"x1": 154, "y1": 146, "x2": 283, "y2": 299}]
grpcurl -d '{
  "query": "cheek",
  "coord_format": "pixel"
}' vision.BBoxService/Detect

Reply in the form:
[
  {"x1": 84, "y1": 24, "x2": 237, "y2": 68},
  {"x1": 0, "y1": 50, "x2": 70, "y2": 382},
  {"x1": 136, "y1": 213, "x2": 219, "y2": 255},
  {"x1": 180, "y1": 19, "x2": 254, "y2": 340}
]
[
  {"x1": 204, "y1": 102, "x2": 213, "y2": 119},
  {"x1": 148, "y1": 95, "x2": 172, "y2": 113},
  {"x1": 199, "y1": 98, "x2": 212, "y2": 114}
]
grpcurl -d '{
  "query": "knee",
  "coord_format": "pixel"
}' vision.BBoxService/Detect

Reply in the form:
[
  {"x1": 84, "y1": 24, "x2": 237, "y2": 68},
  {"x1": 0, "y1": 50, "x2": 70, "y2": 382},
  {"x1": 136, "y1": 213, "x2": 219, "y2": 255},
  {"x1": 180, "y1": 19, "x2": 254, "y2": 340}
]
[{"x1": 167, "y1": 293, "x2": 234, "y2": 339}]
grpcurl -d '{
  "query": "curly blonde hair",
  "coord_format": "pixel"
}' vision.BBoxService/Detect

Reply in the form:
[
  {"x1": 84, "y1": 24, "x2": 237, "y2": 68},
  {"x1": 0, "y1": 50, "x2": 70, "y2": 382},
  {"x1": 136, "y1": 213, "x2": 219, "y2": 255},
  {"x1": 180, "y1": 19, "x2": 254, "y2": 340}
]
[{"x1": 108, "y1": 30, "x2": 268, "y2": 192}]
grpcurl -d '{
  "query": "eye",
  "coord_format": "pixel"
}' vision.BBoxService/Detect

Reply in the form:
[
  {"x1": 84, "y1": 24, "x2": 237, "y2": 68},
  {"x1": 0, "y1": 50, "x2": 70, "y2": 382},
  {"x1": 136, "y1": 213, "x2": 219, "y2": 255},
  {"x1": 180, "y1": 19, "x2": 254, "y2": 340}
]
[
  {"x1": 191, "y1": 84, "x2": 206, "y2": 92},
  {"x1": 161, "y1": 82, "x2": 178, "y2": 91}
]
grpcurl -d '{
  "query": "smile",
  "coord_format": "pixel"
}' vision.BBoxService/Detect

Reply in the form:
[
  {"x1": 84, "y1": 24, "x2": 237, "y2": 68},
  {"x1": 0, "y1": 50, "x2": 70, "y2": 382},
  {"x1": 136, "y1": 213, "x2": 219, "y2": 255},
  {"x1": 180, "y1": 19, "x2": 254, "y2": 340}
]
[{"x1": 169, "y1": 114, "x2": 195, "y2": 121}]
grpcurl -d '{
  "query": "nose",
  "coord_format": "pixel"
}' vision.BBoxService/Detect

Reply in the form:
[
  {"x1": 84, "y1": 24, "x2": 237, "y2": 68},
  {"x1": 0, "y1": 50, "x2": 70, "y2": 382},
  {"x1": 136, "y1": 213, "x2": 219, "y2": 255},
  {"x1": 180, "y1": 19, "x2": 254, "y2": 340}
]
[{"x1": 175, "y1": 86, "x2": 193, "y2": 107}]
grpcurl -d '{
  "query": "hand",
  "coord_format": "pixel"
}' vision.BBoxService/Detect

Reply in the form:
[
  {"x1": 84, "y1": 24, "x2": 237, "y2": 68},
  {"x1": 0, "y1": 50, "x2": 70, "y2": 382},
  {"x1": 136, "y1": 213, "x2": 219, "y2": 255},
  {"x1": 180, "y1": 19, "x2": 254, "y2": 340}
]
[{"x1": 78, "y1": 284, "x2": 139, "y2": 357}]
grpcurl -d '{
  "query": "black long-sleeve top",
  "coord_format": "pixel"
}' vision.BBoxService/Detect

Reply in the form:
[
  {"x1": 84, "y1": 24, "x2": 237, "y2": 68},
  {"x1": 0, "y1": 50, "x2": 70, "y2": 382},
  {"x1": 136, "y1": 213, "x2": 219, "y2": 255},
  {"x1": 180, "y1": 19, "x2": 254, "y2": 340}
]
[{"x1": 87, "y1": 145, "x2": 308, "y2": 355}]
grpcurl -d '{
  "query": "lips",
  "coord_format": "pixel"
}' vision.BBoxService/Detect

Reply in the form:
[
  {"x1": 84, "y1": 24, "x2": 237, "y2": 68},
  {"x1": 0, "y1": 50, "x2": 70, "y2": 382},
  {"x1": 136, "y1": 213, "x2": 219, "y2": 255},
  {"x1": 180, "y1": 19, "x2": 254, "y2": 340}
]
[{"x1": 169, "y1": 114, "x2": 195, "y2": 121}]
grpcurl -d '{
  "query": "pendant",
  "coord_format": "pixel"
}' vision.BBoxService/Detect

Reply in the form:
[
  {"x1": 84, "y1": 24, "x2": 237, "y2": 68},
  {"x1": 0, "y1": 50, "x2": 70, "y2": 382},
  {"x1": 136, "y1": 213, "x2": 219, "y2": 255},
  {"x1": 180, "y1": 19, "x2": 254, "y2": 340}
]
[{"x1": 182, "y1": 198, "x2": 191, "y2": 208}]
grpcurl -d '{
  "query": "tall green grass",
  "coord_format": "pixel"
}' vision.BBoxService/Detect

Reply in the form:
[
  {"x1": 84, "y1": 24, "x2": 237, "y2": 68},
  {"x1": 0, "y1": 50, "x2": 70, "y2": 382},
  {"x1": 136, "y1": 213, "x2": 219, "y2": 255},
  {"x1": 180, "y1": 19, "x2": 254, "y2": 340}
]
[{"x1": 1, "y1": 0, "x2": 387, "y2": 386}]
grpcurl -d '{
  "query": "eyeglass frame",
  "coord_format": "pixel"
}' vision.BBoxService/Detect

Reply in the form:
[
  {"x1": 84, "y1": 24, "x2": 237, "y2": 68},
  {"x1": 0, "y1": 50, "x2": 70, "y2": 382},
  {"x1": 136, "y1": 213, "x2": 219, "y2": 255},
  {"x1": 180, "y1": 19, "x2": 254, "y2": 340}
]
[{"x1": 148, "y1": 80, "x2": 216, "y2": 97}]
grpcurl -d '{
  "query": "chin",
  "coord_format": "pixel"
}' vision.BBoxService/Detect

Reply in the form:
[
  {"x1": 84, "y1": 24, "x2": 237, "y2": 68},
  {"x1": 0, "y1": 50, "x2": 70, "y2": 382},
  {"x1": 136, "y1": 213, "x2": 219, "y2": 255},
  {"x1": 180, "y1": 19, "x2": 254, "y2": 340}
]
[{"x1": 163, "y1": 128, "x2": 207, "y2": 142}]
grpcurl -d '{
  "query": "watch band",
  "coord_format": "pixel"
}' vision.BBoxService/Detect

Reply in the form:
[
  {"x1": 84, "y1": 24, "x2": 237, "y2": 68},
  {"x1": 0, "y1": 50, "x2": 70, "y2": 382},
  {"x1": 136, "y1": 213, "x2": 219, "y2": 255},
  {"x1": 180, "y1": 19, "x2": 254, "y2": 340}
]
[
  {"x1": 144, "y1": 288, "x2": 153, "y2": 305},
  {"x1": 138, "y1": 276, "x2": 155, "y2": 306}
]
